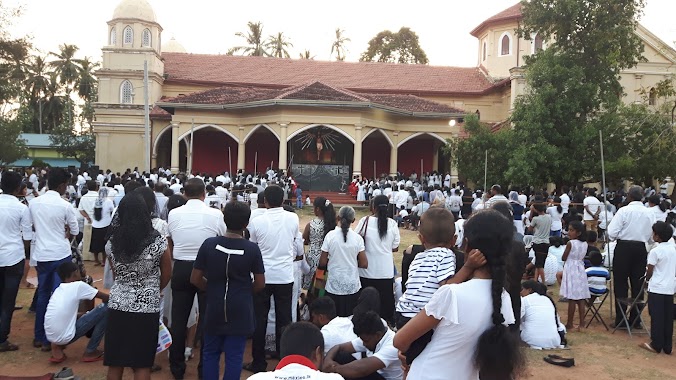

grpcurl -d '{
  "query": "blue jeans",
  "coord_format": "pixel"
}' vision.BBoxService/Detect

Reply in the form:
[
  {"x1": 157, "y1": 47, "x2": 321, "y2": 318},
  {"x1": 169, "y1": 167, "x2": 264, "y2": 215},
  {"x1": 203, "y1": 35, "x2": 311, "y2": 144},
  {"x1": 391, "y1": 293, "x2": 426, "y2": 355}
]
[
  {"x1": 550, "y1": 230, "x2": 562, "y2": 237},
  {"x1": 35, "y1": 256, "x2": 72, "y2": 344},
  {"x1": 202, "y1": 334, "x2": 247, "y2": 380},
  {"x1": 0, "y1": 259, "x2": 24, "y2": 343},
  {"x1": 68, "y1": 303, "x2": 107, "y2": 353},
  {"x1": 296, "y1": 196, "x2": 302, "y2": 208}
]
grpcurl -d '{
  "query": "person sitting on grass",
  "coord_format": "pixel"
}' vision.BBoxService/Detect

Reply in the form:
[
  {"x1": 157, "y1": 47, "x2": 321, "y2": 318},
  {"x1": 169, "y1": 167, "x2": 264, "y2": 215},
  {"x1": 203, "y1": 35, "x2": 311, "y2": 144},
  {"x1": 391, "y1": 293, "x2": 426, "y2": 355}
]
[
  {"x1": 519, "y1": 280, "x2": 565, "y2": 349},
  {"x1": 640, "y1": 221, "x2": 676, "y2": 355},
  {"x1": 45, "y1": 262, "x2": 108, "y2": 363}
]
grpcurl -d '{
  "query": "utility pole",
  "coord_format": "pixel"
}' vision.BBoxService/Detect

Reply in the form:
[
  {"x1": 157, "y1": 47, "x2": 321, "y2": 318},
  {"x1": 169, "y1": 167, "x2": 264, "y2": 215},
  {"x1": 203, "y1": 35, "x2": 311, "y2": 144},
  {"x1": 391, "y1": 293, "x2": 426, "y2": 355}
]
[
  {"x1": 143, "y1": 60, "x2": 151, "y2": 173},
  {"x1": 38, "y1": 99, "x2": 43, "y2": 134}
]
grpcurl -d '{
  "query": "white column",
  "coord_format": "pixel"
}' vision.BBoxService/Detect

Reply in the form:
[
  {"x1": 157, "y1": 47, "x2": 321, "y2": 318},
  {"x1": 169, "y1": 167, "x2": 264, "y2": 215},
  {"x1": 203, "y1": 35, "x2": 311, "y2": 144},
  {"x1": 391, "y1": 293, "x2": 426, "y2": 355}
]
[
  {"x1": 278, "y1": 122, "x2": 289, "y2": 173},
  {"x1": 353, "y1": 124, "x2": 363, "y2": 178},
  {"x1": 237, "y1": 125, "x2": 245, "y2": 172},
  {"x1": 170, "y1": 121, "x2": 180, "y2": 173},
  {"x1": 389, "y1": 131, "x2": 399, "y2": 177}
]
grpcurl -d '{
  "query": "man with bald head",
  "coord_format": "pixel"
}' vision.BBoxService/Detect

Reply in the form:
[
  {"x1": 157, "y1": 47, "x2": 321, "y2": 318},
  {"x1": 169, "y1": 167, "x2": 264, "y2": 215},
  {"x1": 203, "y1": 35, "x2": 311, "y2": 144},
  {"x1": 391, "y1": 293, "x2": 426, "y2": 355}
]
[{"x1": 607, "y1": 185, "x2": 656, "y2": 328}]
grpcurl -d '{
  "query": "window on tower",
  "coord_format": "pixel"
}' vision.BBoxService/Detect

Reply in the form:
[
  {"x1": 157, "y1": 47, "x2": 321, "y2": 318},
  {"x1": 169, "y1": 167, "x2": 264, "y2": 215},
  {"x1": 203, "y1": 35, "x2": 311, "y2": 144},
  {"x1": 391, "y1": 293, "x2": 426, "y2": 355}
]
[
  {"x1": 533, "y1": 33, "x2": 543, "y2": 53},
  {"x1": 123, "y1": 26, "x2": 133, "y2": 45},
  {"x1": 142, "y1": 29, "x2": 152, "y2": 47},
  {"x1": 482, "y1": 41, "x2": 487, "y2": 61},
  {"x1": 499, "y1": 33, "x2": 511, "y2": 56},
  {"x1": 120, "y1": 80, "x2": 133, "y2": 104},
  {"x1": 110, "y1": 27, "x2": 116, "y2": 45}
]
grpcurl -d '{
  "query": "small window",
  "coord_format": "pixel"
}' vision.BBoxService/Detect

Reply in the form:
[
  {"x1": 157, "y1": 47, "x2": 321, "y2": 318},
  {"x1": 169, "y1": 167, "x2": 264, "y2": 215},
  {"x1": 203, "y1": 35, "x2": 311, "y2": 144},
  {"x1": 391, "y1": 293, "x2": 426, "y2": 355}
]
[
  {"x1": 482, "y1": 41, "x2": 487, "y2": 61},
  {"x1": 110, "y1": 27, "x2": 116, "y2": 45},
  {"x1": 534, "y1": 34, "x2": 543, "y2": 53},
  {"x1": 649, "y1": 88, "x2": 657, "y2": 106},
  {"x1": 500, "y1": 33, "x2": 511, "y2": 56},
  {"x1": 123, "y1": 26, "x2": 133, "y2": 45},
  {"x1": 142, "y1": 29, "x2": 151, "y2": 47},
  {"x1": 120, "y1": 80, "x2": 133, "y2": 104}
]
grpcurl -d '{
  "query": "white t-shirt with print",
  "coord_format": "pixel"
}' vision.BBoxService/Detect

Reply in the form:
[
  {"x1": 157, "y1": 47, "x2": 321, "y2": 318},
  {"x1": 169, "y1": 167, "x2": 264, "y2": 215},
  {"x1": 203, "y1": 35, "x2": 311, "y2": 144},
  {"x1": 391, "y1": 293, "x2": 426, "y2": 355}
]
[
  {"x1": 351, "y1": 328, "x2": 403, "y2": 380},
  {"x1": 45, "y1": 281, "x2": 98, "y2": 345}
]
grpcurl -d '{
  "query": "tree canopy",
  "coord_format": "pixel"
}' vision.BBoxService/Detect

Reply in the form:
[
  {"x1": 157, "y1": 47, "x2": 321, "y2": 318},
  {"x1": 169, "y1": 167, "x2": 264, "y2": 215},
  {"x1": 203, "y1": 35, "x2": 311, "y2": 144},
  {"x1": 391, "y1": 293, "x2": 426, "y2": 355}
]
[{"x1": 360, "y1": 27, "x2": 428, "y2": 64}]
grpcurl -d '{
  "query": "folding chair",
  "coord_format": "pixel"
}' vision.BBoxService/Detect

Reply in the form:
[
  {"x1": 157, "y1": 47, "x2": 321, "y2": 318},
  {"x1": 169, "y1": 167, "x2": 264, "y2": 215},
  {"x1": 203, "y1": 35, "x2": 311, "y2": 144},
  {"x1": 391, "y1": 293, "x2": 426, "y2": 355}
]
[
  {"x1": 612, "y1": 277, "x2": 649, "y2": 338},
  {"x1": 585, "y1": 288, "x2": 609, "y2": 330}
]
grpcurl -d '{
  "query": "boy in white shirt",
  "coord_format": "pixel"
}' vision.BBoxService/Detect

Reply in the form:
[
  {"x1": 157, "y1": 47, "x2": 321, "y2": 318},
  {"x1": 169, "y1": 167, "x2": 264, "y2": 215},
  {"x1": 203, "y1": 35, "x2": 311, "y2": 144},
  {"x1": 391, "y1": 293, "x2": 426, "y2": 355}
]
[
  {"x1": 45, "y1": 262, "x2": 108, "y2": 363},
  {"x1": 395, "y1": 206, "x2": 408, "y2": 227},
  {"x1": 641, "y1": 221, "x2": 676, "y2": 355}
]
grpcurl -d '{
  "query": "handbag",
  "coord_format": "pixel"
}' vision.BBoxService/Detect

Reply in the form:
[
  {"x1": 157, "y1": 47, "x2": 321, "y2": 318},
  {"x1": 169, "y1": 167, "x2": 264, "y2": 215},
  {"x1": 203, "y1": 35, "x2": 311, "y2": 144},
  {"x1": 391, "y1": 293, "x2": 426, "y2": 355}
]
[
  {"x1": 309, "y1": 267, "x2": 328, "y2": 299},
  {"x1": 157, "y1": 320, "x2": 173, "y2": 353},
  {"x1": 357, "y1": 216, "x2": 370, "y2": 245}
]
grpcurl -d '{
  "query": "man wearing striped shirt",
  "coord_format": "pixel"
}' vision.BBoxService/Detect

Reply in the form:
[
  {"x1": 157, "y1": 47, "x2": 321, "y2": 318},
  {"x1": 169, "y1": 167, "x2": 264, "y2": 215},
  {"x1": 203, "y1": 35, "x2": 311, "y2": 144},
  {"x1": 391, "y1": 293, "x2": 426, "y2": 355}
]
[{"x1": 394, "y1": 207, "x2": 486, "y2": 365}]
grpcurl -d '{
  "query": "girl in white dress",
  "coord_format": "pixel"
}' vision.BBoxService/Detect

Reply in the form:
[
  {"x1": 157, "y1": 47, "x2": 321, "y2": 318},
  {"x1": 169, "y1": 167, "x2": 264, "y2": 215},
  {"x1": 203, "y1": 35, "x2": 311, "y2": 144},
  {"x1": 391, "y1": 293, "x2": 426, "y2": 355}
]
[
  {"x1": 393, "y1": 209, "x2": 524, "y2": 380},
  {"x1": 356, "y1": 181, "x2": 366, "y2": 202},
  {"x1": 560, "y1": 221, "x2": 591, "y2": 330}
]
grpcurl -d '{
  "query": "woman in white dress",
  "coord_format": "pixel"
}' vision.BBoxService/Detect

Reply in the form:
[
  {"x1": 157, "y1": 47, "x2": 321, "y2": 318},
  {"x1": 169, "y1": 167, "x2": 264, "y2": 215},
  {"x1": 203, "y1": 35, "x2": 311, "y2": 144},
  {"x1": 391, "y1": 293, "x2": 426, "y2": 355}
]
[
  {"x1": 394, "y1": 209, "x2": 524, "y2": 380},
  {"x1": 356, "y1": 181, "x2": 366, "y2": 202},
  {"x1": 519, "y1": 280, "x2": 564, "y2": 349}
]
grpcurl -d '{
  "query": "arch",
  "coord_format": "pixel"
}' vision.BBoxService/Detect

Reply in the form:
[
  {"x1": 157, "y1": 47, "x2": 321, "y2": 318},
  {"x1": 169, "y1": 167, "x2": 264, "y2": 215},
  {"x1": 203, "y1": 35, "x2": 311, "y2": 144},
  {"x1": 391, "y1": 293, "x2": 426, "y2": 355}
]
[
  {"x1": 177, "y1": 124, "x2": 240, "y2": 143},
  {"x1": 142, "y1": 28, "x2": 152, "y2": 47},
  {"x1": 110, "y1": 27, "x2": 116, "y2": 45},
  {"x1": 396, "y1": 132, "x2": 446, "y2": 148},
  {"x1": 153, "y1": 124, "x2": 173, "y2": 155},
  {"x1": 120, "y1": 80, "x2": 133, "y2": 104},
  {"x1": 287, "y1": 124, "x2": 355, "y2": 144},
  {"x1": 498, "y1": 32, "x2": 512, "y2": 56},
  {"x1": 533, "y1": 33, "x2": 544, "y2": 53},
  {"x1": 123, "y1": 25, "x2": 133, "y2": 45},
  {"x1": 482, "y1": 40, "x2": 487, "y2": 61},
  {"x1": 243, "y1": 124, "x2": 280, "y2": 143},
  {"x1": 649, "y1": 87, "x2": 657, "y2": 106},
  {"x1": 362, "y1": 128, "x2": 394, "y2": 147}
]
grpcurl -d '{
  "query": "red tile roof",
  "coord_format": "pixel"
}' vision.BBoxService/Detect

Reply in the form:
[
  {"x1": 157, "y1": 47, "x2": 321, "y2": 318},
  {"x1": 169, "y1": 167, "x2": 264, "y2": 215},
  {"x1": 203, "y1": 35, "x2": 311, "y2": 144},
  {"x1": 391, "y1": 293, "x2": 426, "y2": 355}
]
[
  {"x1": 160, "y1": 81, "x2": 464, "y2": 115},
  {"x1": 149, "y1": 105, "x2": 171, "y2": 120},
  {"x1": 161, "y1": 53, "x2": 502, "y2": 96},
  {"x1": 470, "y1": 2, "x2": 523, "y2": 37}
]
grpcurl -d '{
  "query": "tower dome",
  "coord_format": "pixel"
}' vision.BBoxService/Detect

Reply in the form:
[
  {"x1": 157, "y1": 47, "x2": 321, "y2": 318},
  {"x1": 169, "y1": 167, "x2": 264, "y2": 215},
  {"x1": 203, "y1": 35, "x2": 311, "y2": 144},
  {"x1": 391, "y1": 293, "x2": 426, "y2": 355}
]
[
  {"x1": 112, "y1": 0, "x2": 157, "y2": 22},
  {"x1": 162, "y1": 37, "x2": 187, "y2": 53}
]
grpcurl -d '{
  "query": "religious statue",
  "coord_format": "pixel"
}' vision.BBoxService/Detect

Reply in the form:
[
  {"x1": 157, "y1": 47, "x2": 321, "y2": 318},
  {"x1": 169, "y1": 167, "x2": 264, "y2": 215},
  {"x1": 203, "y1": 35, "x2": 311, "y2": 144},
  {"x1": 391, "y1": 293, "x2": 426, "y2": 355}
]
[{"x1": 296, "y1": 127, "x2": 341, "y2": 162}]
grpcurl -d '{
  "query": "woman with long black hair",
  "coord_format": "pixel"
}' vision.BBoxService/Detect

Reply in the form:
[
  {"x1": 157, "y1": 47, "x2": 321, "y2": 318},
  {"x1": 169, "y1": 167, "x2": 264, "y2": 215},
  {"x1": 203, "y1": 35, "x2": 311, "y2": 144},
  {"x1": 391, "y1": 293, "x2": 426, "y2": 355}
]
[
  {"x1": 302, "y1": 196, "x2": 336, "y2": 289},
  {"x1": 354, "y1": 194, "x2": 400, "y2": 323},
  {"x1": 394, "y1": 209, "x2": 524, "y2": 380},
  {"x1": 104, "y1": 193, "x2": 172, "y2": 380},
  {"x1": 520, "y1": 280, "x2": 565, "y2": 349}
]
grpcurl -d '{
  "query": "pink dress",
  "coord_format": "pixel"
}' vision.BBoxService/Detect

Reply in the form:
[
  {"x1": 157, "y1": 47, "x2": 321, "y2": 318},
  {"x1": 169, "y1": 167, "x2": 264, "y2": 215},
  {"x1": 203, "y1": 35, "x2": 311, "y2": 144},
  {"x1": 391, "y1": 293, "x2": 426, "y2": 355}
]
[{"x1": 560, "y1": 240, "x2": 591, "y2": 300}]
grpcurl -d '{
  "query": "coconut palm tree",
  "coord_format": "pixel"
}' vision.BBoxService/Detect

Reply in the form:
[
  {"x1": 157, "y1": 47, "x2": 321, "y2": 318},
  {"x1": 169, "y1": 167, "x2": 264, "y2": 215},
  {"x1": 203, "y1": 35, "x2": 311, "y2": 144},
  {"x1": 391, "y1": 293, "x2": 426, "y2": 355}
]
[
  {"x1": 229, "y1": 21, "x2": 268, "y2": 56},
  {"x1": 24, "y1": 56, "x2": 49, "y2": 103},
  {"x1": 75, "y1": 57, "x2": 99, "y2": 102},
  {"x1": 42, "y1": 73, "x2": 66, "y2": 131},
  {"x1": 49, "y1": 44, "x2": 81, "y2": 93},
  {"x1": 266, "y1": 32, "x2": 293, "y2": 58},
  {"x1": 331, "y1": 28, "x2": 350, "y2": 61},
  {"x1": 299, "y1": 50, "x2": 315, "y2": 60}
]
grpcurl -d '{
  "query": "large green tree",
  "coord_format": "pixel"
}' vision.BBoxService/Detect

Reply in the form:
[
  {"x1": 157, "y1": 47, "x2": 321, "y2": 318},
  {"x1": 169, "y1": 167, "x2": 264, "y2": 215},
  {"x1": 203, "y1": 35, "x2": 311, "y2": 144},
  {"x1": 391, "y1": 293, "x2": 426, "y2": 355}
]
[
  {"x1": 0, "y1": 114, "x2": 28, "y2": 165},
  {"x1": 508, "y1": 0, "x2": 647, "y2": 186},
  {"x1": 228, "y1": 21, "x2": 268, "y2": 56},
  {"x1": 360, "y1": 27, "x2": 428, "y2": 64}
]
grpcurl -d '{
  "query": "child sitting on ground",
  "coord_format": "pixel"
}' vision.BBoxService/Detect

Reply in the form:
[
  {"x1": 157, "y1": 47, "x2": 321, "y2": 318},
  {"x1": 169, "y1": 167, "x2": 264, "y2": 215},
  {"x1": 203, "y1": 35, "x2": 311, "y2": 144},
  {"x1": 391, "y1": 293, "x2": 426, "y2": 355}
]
[
  {"x1": 641, "y1": 221, "x2": 676, "y2": 354},
  {"x1": 45, "y1": 262, "x2": 109, "y2": 364},
  {"x1": 394, "y1": 207, "x2": 485, "y2": 365}
]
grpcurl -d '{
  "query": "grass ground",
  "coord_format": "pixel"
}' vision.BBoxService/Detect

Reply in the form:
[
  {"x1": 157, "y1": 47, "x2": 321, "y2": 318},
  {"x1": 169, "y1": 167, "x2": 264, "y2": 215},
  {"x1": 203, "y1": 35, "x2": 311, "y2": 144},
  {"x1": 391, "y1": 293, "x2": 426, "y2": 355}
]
[{"x1": 1, "y1": 207, "x2": 674, "y2": 379}]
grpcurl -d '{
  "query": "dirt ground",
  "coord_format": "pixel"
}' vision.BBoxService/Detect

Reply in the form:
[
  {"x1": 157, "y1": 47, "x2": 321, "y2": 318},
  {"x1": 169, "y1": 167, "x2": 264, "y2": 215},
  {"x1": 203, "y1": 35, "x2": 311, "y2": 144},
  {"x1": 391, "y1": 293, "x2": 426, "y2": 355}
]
[{"x1": 1, "y1": 208, "x2": 674, "y2": 379}]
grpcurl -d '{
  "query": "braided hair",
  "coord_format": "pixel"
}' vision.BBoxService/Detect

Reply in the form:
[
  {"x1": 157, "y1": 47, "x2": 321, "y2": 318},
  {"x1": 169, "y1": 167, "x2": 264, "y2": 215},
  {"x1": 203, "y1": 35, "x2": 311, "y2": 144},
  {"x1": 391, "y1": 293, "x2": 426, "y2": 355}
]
[
  {"x1": 338, "y1": 206, "x2": 356, "y2": 243},
  {"x1": 465, "y1": 209, "x2": 524, "y2": 380}
]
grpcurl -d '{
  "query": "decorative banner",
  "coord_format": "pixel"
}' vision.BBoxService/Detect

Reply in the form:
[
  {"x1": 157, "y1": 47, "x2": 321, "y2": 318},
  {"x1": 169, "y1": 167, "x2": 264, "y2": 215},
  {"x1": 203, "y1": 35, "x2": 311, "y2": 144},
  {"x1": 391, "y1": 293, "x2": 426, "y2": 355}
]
[{"x1": 291, "y1": 164, "x2": 350, "y2": 192}]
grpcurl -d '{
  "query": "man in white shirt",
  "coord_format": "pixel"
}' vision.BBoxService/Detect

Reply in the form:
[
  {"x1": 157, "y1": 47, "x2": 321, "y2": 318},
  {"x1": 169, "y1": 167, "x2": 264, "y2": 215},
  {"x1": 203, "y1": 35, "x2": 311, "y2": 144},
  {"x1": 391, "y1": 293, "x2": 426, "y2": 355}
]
[
  {"x1": 25, "y1": 168, "x2": 79, "y2": 349},
  {"x1": 485, "y1": 184, "x2": 508, "y2": 208},
  {"x1": 583, "y1": 188, "x2": 602, "y2": 232},
  {"x1": 167, "y1": 178, "x2": 226, "y2": 379},
  {"x1": 77, "y1": 181, "x2": 98, "y2": 263},
  {"x1": 394, "y1": 185, "x2": 408, "y2": 212},
  {"x1": 606, "y1": 186, "x2": 656, "y2": 328},
  {"x1": 169, "y1": 179, "x2": 183, "y2": 194},
  {"x1": 45, "y1": 262, "x2": 108, "y2": 363},
  {"x1": 559, "y1": 187, "x2": 571, "y2": 214},
  {"x1": 309, "y1": 298, "x2": 358, "y2": 355},
  {"x1": 245, "y1": 185, "x2": 300, "y2": 374},
  {"x1": 446, "y1": 189, "x2": 463, "y2": 220},
  {"x1": 0, "y1": 172, "x2": 33, "y2": 351},
  {"x1": 324, "y1": 311, "x2": 403, "y2": 380}
]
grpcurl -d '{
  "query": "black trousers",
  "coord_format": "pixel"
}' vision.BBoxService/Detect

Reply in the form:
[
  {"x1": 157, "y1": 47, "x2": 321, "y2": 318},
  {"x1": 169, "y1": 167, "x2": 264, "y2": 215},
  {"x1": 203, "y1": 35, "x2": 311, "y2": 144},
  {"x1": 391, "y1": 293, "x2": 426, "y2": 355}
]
[
  {"x1": 612, "y1": 240, "x2": 647, "y2": 325},
  {"x1": 394, "y1": 312, "x2": 432, "y2": 365},
  {"x1": 169, "y1": 260, "x2": 206, "y2": 379},
  {"x1": 0, "y1": 260, "x2": 24, "y2": 343},
  {"x1": 360, "y1": 277, "x2": 395, "y2": 323},
  {"x1": 335, "y1": 352, "x2": 386, "y2": 380},
  {"x1": 648, "y1": 292, "x2": 673, "y2": 354},
  {"x1": 251, "y1": 283, "x2": 293, "y2": 367}
]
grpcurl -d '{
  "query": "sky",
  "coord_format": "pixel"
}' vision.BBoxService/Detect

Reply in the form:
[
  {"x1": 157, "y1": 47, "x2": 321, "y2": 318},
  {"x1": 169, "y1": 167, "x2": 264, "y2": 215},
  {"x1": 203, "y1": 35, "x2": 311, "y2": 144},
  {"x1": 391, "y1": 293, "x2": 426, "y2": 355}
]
[{"x1": 5, "y1": 0, "x2": 676, "y2": 67}]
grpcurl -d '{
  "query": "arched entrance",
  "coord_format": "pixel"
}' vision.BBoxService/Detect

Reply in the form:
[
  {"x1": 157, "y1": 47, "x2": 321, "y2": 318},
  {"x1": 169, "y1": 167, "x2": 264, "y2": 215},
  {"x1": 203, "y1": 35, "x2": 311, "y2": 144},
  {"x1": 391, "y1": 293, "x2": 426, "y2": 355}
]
[
  {"x1": 397, "y1": 133, "x2": 448, "y2": 176},
  {"x1": 245, "y1": 125, "x2": 279, "y2": 174},
  {"x1": 288, "y1": 125, "x2": 354, "y2": 191},
  {"x1": 188, "y1": 126, "x2": 238, "y2": 175},
  {"x1": 155, "y1": 129, "x2": 187, "y2": 171},
  {"x1": 362, "y1": 129, "x2": 392, "y2": 179}
]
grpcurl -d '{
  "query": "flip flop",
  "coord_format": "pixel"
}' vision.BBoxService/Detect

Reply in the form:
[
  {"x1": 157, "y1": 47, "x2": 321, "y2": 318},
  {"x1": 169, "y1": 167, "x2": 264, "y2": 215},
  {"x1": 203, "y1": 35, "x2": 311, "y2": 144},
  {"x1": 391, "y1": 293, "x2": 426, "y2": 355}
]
[
  {"x1": 49, "y1": 354, "x2": 67, "y2": 364},
  {"x1": 543, "y1": 356, "x2": 575, "y2": 368},
  {"x1": 548, "y1": 354, "x2": 574, "y2": 361},
  {"x1": 639, "y1": 343, "x2": 658, "y2": 353},
  {"x1": 82, "y1": 352, "x2": 104, "y2": 362}
]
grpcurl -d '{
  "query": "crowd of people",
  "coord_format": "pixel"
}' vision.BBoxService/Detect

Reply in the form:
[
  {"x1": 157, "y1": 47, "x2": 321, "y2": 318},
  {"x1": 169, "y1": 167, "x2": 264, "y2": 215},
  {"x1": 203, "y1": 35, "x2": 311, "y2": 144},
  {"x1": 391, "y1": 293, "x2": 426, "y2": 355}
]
[{"x1": 0, "y1": 165, "x2": 675, "y2": 380}]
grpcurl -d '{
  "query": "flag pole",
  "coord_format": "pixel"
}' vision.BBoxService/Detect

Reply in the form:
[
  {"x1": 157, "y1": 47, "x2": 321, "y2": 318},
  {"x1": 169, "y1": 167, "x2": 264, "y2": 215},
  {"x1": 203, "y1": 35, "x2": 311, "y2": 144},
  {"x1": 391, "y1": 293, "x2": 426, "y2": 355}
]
[
  {"x1": 228, "y1": 146, "x2": 232, "y2": 175},
  {"x1": 188, "y1": 118, "x2": 194, "y2": 174},
  {"x1": 599, "y1": 130, "x2": 613, "y2": 319},
  {"x1": 483, "y1": 150, "x2": 488, "y2": 207}
]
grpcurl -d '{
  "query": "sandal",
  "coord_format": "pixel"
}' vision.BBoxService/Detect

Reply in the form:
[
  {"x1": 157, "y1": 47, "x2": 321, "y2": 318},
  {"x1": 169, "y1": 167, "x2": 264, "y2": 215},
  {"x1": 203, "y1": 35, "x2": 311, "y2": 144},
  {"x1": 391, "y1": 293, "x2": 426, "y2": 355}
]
[
  {"x1": 0, "y1": 341, "x2": 19, "y2": 352},
  {"x1": 82, "y1": 350, "x2": 104, "y2": 362},
  {"x1": 543, "y1": 356, "x2": 575, "y2": 368},
  {"x1": 49, "y1": 354, "x2": 67, "y2": 364},
  {"x1": 639, "y1": 342, "x2": 658, "y2": 354},
  {"x1": 548, "y1": 354, "x2": 574, "y2": 361}
]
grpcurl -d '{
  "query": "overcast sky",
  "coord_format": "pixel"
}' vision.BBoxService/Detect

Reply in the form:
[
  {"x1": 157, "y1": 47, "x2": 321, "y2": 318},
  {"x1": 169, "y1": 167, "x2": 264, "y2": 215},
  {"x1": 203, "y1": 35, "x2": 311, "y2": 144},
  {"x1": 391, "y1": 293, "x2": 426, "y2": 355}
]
[{"x1": 6, "y1": 0, "x2": 676, "y2": 67}]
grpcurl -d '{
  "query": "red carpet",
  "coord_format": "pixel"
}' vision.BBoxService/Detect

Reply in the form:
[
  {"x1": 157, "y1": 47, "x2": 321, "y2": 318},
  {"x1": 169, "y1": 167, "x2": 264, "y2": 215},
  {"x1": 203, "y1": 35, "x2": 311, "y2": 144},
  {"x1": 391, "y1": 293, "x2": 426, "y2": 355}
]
[{"x1": 306, "y1": 191, "x2": 366, "y2": 206}]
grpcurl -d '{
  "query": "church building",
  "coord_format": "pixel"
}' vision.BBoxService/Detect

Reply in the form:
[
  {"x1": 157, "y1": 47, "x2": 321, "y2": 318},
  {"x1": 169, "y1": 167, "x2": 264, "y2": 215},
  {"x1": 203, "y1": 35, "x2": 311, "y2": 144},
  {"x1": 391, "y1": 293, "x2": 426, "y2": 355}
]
[{"x1": 93, "y1": 0, "x2": 676, "y2": 190}]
